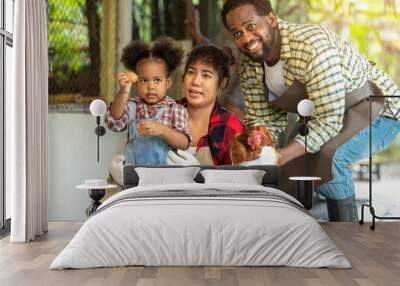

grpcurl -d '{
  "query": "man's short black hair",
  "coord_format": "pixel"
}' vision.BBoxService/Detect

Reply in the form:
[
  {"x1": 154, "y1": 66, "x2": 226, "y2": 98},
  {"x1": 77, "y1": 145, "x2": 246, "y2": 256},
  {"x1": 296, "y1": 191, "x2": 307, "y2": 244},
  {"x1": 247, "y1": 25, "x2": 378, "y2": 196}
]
[{"x1": 221, "y1": 0, "x2": 273, "y2": 29}]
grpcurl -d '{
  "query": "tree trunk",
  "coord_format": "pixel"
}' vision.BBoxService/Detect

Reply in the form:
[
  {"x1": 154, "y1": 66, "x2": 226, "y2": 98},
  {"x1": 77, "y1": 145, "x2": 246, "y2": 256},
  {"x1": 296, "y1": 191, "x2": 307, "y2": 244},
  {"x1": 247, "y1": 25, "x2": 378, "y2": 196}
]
[
  {"x1": 152, "y1": 0, "x2": 162, "y2": 39},
  {"x1": 84, "y1": 0, "x2": 101, "y2": 97},
  {"x1": 132, "y1": 1, "x2": 140, "y2": 40},
  {"x1": 199, "y1": 0, "x2": 219, "y2": 42},
  {"x1": 165, "y1": 0, "x2": 185, "y2": 39}
]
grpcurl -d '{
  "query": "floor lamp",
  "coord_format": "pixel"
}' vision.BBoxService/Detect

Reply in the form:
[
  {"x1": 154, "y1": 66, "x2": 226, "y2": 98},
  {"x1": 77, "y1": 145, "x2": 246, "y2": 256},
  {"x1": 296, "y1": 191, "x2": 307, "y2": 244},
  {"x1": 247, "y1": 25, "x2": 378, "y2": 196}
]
[{"x1": 360, "y1": 95, "x2": 400, "y2": 230}]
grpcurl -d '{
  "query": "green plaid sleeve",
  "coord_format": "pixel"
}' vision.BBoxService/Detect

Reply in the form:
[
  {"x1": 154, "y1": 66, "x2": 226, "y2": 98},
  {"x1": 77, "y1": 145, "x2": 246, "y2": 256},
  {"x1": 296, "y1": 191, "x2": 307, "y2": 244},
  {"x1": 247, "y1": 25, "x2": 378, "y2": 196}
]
[
  {"x1": 240, "y1": 57, "x2": 287, "y2": 141},
  {"x1": 295, "y1": 45, "x2": 346, "y2": 153}
]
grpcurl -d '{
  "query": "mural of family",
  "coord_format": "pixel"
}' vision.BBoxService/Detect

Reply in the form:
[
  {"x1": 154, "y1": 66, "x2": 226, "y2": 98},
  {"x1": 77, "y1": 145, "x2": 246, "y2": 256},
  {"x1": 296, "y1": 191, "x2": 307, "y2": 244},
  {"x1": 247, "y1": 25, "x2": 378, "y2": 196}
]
[{"x1": 105, "y1": 0, "x2": 400, "y2": 223}]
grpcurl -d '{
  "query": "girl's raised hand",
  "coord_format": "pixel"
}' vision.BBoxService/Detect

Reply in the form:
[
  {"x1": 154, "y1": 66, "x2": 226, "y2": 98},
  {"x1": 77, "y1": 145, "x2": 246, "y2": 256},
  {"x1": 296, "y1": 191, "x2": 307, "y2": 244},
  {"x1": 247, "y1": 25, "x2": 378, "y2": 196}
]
[{"x1": 116, "y1": 72, "x2": 136, "y2": 94}]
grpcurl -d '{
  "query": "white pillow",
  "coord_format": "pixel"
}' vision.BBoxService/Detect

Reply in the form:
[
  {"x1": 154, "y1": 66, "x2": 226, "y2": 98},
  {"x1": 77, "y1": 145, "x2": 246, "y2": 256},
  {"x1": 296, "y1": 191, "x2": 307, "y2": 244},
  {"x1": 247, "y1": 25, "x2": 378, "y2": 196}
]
[
  {"x1": 135, "y1": 167, "x2": 201, "y2": 186},
  {"x1": 200, "y1": 169, "x2": 266, "y2": 185},
  {"x1": 108, "y1": 155, "x2": 124, "y2": 186}
]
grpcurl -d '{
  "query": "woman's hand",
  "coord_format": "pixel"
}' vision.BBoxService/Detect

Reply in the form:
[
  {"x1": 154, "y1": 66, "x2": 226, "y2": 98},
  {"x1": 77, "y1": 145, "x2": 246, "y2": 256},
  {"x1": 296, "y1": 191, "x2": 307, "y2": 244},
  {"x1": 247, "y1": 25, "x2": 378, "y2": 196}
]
[
  {"x1": 137, "y1": 121, "x2": 165, "y2": 137},
  {"x1": 239, "y1": 146, "x2": 279, "y2": 166},
  {"x1": 166, "y1": 149, "x2": 200, "y2": 165},
  {"x1": 108, "y1": 155, "x2": 124, "y2": 185}
]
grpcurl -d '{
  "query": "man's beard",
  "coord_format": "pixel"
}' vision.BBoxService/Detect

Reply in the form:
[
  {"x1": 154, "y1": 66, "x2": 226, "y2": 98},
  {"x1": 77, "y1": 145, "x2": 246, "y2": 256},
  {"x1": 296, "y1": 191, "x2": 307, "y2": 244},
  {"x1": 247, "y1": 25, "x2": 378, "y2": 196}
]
[
  {"x1": 245, "y1": 42, "x2": 273, "y2": 63},
  {"x1": 244, "y1": 30, "x2": 276, "y2": 63}
]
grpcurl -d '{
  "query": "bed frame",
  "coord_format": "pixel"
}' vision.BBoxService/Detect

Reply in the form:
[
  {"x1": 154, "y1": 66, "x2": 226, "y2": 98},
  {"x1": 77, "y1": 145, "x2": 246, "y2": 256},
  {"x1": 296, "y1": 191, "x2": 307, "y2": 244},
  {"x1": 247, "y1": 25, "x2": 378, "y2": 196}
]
[{"x1": 123, "y1": 165, "x2": 280, "y2": 189}]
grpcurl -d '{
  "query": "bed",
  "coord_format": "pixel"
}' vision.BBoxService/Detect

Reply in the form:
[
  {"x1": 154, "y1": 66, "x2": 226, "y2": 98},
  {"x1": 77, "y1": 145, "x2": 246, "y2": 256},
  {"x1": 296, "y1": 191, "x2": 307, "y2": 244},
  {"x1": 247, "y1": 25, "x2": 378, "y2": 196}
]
[{"x1": 50, "y1": 165, "x2": 350, "y2": 269}]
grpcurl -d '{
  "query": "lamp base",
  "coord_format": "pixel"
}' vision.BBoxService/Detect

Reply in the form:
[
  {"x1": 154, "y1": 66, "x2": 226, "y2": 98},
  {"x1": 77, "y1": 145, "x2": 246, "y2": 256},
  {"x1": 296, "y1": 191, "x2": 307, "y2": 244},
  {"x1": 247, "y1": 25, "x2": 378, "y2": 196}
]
[
  {"x1": 289, "y1": 176, "x2": 321, "y2": 210},
  {"x1": 95, "y1": 126, "x2": 106, "y2": 136},
  {"x1": 86, "y1": 188, "x2": 106, "y2": 216},
  {"x1": 296, "y1": 180, "x2": 314, "y2": 210}
]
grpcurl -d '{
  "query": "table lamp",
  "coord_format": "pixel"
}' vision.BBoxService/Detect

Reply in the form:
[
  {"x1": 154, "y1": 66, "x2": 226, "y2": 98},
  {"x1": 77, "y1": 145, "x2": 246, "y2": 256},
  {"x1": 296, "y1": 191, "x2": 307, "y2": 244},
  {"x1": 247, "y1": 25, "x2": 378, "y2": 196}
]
[{"x1": 89, "y1": 99, "x2": 107, "y2": 162}]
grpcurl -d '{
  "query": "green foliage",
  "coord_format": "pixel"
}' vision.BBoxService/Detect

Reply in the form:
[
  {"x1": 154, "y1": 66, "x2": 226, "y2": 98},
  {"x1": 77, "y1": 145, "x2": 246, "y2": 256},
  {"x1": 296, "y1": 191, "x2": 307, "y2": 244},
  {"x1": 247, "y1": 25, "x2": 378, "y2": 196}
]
[
  {"x1": 48, "y1": 0, "x2": 102, "y2": 96},
  {"x1": 306, "y1": 0, "x2": 400, "y2": 161},
  {"x1": 348, "y1": 23, "x2": 370, "y2": 54},
  {"x1": 48, "y1": 0, "x2": 90, "y2": 81},
  {"x1": 306, "y1": 0, "x2": 400, "y2": 81},
  {"x1": 134, "y1": 0, "x2": 152, "y2": 42}
]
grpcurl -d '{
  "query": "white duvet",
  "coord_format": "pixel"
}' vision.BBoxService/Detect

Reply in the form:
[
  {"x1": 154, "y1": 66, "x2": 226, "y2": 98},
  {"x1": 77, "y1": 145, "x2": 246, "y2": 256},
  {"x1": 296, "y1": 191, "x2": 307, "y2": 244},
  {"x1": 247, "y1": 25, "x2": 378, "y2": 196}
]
[{"x1": 50, "y1": 183, "x2": 351, "y2": 269}]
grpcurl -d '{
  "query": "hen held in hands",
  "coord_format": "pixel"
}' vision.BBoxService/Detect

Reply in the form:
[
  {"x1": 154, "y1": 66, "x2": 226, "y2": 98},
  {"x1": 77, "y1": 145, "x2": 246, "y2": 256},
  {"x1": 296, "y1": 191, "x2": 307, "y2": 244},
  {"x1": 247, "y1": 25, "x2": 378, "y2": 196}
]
[{"x1": 230, "y1": 126, "x2": 279, "y2": 165}]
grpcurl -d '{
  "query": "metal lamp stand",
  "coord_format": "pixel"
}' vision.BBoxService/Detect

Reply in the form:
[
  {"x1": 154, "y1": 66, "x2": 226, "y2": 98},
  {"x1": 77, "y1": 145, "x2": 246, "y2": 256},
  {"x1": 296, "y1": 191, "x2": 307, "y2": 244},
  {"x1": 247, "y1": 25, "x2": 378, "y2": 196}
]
[
  {"x1": 359, "y1": 95, "x2": 400, "y2": 230},
  {"x1": 94, "y1": 116, "x2": 106, "y2": 162},
  {"x1": 289, "y1": 111, "x2": 321, "y2": 210}
]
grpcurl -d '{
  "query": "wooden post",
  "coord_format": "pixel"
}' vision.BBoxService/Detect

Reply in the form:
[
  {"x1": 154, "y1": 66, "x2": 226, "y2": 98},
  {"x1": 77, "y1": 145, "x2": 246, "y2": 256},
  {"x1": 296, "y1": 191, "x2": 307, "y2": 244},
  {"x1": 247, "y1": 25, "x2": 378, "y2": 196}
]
[
  {"x1": 100, "y1": 0, "x2": 117, "y2": 104},
  {"x1": 198, "y1": 0, "x2": 219, "y2": 42},
  {"x1": 165, "y1": 0, "x2": 186, "y2": 39}
]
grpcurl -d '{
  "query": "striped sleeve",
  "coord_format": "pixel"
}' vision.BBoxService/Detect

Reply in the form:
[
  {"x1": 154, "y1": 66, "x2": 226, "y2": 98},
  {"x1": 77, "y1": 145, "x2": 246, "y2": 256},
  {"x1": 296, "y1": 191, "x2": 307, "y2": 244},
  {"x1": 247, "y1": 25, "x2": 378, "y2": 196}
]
[
  {"x1": 296, "y1": 44, "x2": 345, "y2": 153},
  {"x1": 240, "y1": 57, "x2": 287, "y2": 142},
  {"x1": 171, "y1": 103, "x2": 190, "y2": 138},
  {"x1": 104, "y1": 103, "x2": 130, "y2": 132}
]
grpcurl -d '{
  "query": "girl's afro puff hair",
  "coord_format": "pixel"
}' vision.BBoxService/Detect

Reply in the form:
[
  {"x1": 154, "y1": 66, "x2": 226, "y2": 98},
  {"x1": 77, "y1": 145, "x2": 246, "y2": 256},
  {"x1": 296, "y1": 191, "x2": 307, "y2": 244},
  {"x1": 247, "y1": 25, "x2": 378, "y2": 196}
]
[{"x1": 121, "y1": 36, "x2": 184, "y2": 76}]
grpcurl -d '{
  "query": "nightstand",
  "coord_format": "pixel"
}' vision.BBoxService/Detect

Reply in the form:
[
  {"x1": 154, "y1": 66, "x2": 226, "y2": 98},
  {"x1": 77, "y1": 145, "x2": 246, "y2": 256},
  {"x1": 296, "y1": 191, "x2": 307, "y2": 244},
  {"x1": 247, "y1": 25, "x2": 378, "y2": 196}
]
[
  {"x1": 77, "y1": 180, "x2": 117, "y2": 216},
  {"x1": 289, "y1": 176, "x2": 321, "y2": 210}
]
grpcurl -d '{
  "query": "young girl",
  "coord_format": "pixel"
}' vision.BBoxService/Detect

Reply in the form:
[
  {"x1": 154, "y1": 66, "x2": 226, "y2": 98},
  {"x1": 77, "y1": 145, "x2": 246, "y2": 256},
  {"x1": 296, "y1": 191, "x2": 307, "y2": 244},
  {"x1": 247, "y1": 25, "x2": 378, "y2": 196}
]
[{"x1": 105, "y1": 37, "x2": 190, "y2": 166}]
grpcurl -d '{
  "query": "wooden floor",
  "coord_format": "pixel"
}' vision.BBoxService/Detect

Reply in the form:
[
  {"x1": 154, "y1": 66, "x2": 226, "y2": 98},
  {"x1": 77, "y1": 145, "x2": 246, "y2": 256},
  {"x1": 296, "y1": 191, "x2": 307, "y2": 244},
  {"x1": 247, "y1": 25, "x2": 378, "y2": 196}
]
[{"x1": 0, "y1": 222, "x2": 399, "y2": 286}]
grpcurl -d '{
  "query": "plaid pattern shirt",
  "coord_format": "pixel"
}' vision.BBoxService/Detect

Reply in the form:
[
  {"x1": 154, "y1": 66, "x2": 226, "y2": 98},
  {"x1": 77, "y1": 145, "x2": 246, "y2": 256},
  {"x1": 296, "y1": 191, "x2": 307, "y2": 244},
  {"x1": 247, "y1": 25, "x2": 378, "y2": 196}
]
[
  {"x1": 241, "y1": 19, "x2": 400, "y2": 153},
  {"x1": 105, "y1": 96, "x2": 190, "y2": 138},
  {"x1": 178, "y1": 99, "x2": 245, "y2": 165}
]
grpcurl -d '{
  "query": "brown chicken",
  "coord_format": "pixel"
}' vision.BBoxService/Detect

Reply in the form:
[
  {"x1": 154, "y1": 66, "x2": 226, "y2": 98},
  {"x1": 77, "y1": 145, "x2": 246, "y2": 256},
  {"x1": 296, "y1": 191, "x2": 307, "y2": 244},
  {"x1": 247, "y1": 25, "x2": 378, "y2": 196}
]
[{"x1": 229, "y1": 125, "x2": 276, "y2": 165}]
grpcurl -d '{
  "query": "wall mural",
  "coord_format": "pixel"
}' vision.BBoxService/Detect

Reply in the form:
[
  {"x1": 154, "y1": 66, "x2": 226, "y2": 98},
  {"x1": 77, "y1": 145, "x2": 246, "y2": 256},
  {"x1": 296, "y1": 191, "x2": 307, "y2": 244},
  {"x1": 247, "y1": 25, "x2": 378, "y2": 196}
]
[{"x1": 47, "y1": 0, "x2": 400, "y2": 221}]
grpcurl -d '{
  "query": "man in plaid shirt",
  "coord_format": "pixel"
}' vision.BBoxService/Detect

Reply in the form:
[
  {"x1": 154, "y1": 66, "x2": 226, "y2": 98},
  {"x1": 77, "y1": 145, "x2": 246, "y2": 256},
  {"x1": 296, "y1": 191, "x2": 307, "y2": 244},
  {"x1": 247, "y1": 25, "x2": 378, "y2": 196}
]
[{"x1": 222, "y1": 0, "x2": 400, "y2": 221}]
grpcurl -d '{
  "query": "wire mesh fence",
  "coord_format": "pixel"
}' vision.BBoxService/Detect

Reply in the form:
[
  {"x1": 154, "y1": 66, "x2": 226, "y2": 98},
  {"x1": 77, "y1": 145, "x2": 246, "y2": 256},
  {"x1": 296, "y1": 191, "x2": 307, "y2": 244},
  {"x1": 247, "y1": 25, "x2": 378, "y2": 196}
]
[{"x1": 48, "y1": 0, "x2": 101, "y2": 102}]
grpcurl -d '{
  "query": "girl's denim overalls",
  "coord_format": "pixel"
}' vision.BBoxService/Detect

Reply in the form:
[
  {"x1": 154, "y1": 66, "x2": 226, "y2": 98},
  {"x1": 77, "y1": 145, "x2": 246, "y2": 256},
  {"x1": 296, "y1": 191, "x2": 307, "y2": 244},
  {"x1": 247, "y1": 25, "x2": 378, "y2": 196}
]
[{"x1": 124, "y1": 102, "x2": 170, "y2": 166}]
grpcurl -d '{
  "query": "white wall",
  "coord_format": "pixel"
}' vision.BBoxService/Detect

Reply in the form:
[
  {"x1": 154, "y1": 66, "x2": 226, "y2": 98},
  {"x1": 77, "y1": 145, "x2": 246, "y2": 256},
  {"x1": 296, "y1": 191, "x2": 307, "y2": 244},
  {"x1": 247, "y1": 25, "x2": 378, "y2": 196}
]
[{"x1": 48, "y1": 113, "x2": 126, "y2": 221}]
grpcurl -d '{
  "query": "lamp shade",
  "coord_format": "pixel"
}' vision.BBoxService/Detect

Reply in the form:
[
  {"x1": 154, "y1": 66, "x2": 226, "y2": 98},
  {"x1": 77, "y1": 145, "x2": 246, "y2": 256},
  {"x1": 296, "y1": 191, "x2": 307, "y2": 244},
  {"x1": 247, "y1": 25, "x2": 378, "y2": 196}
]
[
  {"x1": 89, "y1": 99, "x2": 107, "y2": 117},
  {"x1": 297, "y1": 99, "x2": 315, "y2": 117}
]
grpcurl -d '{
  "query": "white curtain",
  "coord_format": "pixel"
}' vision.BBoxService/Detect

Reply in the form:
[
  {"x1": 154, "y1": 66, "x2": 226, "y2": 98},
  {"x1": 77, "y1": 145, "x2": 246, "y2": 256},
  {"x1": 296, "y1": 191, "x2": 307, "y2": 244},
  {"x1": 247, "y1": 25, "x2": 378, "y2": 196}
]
[{"x1": 8, "y1": 0, "x2": 48, "y2": 242}]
